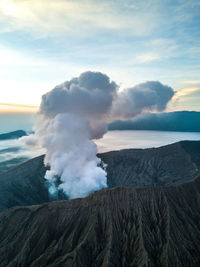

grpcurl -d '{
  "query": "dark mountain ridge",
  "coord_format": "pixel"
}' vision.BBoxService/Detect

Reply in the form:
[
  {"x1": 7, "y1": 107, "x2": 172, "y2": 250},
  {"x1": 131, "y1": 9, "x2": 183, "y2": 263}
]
[
  {"x1": 0, "y1": 140, "x2": 200, "y2": 213},
  {"x1": 108, "y1": 111, "x2": 200, "y2": 132},
  {"x1": 0, "y1": 130, "x2": 27, "y2": 140},
  {"x1": 0, "y1": 140, "x2": 200, "y2": 266}
]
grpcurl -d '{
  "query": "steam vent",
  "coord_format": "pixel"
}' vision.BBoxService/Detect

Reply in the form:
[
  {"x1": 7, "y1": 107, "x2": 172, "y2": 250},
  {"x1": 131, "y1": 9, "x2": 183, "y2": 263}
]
[{"x1": 0, "y1": 140, "x2": 200, "y2": 266}]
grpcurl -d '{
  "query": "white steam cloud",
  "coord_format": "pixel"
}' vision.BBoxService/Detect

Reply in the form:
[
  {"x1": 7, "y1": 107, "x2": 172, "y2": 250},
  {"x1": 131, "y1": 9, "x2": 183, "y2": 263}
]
[
  {"x1": 22, "y1": 71, "x2": 175, "y2": 199},
  {"x1": 111, "y1": 81, "x2": 175, "y2": 119}
]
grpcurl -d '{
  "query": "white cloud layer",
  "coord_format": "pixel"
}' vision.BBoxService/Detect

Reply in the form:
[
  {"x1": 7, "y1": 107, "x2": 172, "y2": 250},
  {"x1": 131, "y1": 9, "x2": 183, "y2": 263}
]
[{"x1": 0, "y1": 0, "x2": 157, "y2": 37}]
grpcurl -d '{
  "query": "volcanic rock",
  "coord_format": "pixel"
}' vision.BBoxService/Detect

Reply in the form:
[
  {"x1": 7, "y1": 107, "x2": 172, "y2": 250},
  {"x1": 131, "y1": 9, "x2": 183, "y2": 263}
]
[{"x1": 0, "y1": 140, "x2": 200, "y2": 266}]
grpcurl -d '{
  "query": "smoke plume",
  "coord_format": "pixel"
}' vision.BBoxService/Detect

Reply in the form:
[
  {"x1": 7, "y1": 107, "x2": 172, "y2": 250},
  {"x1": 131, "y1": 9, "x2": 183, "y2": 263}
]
[
  {"x1": 111, "y1": 81, "x2": 175, "y2": 119},
  {"x1": 23, "y1": 71, "x2": 175, "y2": 199}
]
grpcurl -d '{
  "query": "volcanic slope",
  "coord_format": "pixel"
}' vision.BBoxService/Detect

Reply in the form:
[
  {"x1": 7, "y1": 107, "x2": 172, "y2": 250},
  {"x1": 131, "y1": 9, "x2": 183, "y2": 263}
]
[
  {"x1": 0, "y1": 140, "x2": 200, "y2": 212},
  {"x1": 0, "y1": 141, "x2": 200, "y2": 266},
  {"x1": 0, "y1": 175, "x2": 200, "y2": 266}
]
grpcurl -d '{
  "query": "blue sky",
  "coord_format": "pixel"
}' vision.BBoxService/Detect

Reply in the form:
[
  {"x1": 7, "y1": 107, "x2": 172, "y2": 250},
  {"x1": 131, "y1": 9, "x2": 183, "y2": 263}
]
[{"x1": 0, "y1": 0, "x2": 199, "y2": 112}]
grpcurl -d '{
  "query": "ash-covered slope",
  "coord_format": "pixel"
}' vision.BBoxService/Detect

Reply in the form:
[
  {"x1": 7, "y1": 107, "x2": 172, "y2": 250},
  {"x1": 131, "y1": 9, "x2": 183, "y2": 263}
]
[
  {"x1": 101, "y1": 140, "x2": 200, "y2": 188},
  {"x1": 1, "y1": 176, "x2": 200, "y2": 266},
  {"x1": 0, "y1": 140, "x2": 200, "y2": 266},
  {"x1": 0, "y1": 140, "x2": 200, "y2": 212},
  {"x1": 0, "y1": 155, "x2": 49, "y2": 212}
]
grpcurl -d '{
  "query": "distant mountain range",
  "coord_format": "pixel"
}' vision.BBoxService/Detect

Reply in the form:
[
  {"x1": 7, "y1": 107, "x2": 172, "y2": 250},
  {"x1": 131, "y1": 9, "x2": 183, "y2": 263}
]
[
  {"x1": 0, "y1": 130, "x2": 27, "y2": 140},
  {"x1": 109, "y1": 111, "x2": 200, "y2": 132},
  {"x1": 0, "y1": 141, "x2": 200, "y2": 266}
]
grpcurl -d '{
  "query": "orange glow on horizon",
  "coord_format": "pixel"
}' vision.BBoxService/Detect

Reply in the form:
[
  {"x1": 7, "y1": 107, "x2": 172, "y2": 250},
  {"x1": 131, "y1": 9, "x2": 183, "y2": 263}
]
[{"x1": 0, "y1": 103, "x2": 39, "y2": 113}]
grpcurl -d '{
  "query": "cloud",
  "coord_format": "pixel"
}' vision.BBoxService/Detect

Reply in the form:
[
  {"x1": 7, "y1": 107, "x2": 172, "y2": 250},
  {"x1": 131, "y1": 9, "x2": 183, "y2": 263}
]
[
  {"x1": 24, "y1": 71, "x2": 118, "y2": 199},
  {"x1": 0, "y1": 0, "x2": 158, "y2": 38},
  {"x1": 135, "y1": 38, "x2": 180, "y2": 64},
  {"x1": 0, "y1": 1, "x2": 199, "y2": 114},
  {"x1": 111, "y1": 81, "x2": 175, "y2": 119},
  {"x1": 136, "y1": 53, "x2": 160, "y2": 64},
  {"x1": 183, "y1": 80, "x2": 200, "y2": 85},
  {"x1": 23, "y1": 71, "x2": 175, "y2": 199},
  {"x1": 0, "y1": 138, "x2": 44, "y2": 168},
  {"x1": 0, "y1": 103, "x2": 38, "y2": 113},
  {"x1": 169, "y1": 88, "x2": 200, "y2": 112},
  {"x1": 39, "y1": 72, "x2": 175, "y2": 122},
  {"x1": 173, "y1": 87, "x2": 200, "y2": 100},
  {"x1": 40, "y1": 71, "x2": 117, "y2": 121},
  {"x1": 0, "y1": 103, "x2": 38, "y2": 108}
]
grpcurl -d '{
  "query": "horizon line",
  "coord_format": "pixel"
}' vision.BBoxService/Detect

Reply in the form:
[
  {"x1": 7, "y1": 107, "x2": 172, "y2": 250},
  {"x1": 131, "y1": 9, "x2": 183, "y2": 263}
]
[{"x1": 0, "y1": 102, "x2": 39, "y2": 113}]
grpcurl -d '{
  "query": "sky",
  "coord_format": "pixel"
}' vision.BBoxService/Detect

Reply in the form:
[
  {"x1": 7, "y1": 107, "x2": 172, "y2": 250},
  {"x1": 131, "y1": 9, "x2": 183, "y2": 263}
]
[{"x1": 0, "y1": 0, "x2": 200, "y2": 113}]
